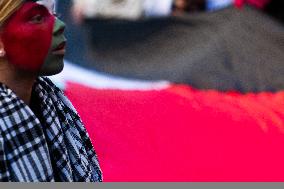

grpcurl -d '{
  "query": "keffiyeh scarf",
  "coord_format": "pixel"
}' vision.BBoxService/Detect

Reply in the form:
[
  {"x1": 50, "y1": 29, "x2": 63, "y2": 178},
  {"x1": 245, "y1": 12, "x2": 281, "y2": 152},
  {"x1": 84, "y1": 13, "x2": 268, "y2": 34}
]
[{"x1": 0, "y1": 77, "x2": 102, "y2": 182}]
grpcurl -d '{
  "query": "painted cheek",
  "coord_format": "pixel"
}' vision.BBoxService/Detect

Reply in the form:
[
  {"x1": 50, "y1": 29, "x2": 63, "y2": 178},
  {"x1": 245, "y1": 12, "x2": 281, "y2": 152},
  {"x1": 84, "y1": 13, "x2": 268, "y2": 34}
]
[{"x1": 2, "y1": 5, "x2": 55, "y2": 71}]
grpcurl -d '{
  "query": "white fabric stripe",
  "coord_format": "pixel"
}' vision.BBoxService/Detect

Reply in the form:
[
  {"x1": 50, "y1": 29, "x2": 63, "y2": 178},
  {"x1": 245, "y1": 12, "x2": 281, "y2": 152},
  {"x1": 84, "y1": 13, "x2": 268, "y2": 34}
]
[{"x1": 49, "y1": 61, "x2": 170, "y2": 91}]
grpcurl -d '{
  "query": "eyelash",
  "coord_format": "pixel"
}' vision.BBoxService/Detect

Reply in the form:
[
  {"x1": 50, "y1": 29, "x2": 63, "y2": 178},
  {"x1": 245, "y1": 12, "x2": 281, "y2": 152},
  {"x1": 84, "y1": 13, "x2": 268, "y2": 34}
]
[
  {"x1": 30, "y1": 14, "x2": 45, "y2": 23},
  {"x1": 28, "y1": 10, "x2": 60, "y2": 24}
]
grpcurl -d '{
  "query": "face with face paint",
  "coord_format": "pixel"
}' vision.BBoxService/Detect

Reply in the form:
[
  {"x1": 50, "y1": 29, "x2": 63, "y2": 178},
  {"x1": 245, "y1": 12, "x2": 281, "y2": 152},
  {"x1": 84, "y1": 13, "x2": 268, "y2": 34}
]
[
  {"x1": 39, "y1": 0, "x2": 66, "y2": 76},
  {"x1": 1, "y1": 0, "x2": 53, "y2": 71},
  {"x1": 0, "y1": 0, "x2": 66, "y2": 75},
  {"x1": 40, "y1": 17, "x2": 66, "y2": 76}
]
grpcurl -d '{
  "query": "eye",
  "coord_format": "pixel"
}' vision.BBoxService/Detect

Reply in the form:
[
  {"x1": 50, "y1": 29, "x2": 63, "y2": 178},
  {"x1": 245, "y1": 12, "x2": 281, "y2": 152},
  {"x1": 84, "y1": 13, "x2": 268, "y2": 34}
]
[{"x1": 30, "y1": 14, "x2": 44, "y2": 24}]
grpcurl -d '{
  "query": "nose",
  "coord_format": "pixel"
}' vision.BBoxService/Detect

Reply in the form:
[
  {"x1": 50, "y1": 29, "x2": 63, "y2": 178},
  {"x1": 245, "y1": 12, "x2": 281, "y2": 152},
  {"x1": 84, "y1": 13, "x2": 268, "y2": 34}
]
[{"x1": 53, "y1": 18, "x2": 66, "y2": 36}]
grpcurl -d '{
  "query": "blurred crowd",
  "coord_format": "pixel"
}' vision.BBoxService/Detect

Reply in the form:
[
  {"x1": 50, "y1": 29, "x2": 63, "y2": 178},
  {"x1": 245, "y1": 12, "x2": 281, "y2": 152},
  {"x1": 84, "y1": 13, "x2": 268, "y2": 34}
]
[{"x1": 69, "y1": 0, "x2": 283, "y2": 20}]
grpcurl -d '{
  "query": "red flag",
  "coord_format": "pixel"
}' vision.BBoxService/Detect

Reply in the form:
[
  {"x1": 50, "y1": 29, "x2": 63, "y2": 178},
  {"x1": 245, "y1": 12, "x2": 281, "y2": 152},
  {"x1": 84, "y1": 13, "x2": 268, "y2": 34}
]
[{"x1": 65, "y1": 82, "x2": 284, "y2": 181}]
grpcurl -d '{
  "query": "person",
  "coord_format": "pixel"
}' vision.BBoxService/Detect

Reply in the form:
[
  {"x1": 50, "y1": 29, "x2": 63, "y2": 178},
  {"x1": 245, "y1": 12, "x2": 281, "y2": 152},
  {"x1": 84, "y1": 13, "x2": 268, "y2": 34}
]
[
  {"x1": 172, "y1": 0, "x2": 206, "y2": 14},
  {"x1": 72, "y1": 0, "x2": 144, "y2": 24},
  {"x1": 72, "y1": 0, "x2": 208, "y2": 22},
  {"x1": 0, "y1": 0, "x2": 102, "y2": 182}
]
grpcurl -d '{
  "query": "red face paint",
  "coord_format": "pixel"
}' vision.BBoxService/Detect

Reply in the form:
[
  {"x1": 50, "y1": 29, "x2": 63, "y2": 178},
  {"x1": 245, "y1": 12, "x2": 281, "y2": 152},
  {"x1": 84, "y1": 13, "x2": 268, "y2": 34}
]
[{"x1": 1, "y1": 2, "x2": 55, "y2": 71}]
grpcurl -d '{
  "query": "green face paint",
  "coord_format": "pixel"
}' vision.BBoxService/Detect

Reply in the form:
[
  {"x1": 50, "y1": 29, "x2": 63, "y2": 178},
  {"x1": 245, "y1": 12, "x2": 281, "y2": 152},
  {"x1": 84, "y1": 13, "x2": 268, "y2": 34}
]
[{"x1": 39, "y1": 18, "x2": 66, "y2": 76}]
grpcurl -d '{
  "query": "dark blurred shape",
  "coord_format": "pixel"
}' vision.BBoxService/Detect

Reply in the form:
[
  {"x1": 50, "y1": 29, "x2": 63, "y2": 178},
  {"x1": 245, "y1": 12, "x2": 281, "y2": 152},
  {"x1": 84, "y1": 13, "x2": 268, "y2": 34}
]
[
  {"x1": 84, "y1": 6, "x2": 284, "y2": 93},
  {"x1": 173, "y1": 0, "x2": 206, "y2": 13},
  {"x1": 57, "y1": 0, "x2": 89, "y2": 66},
  {"x1": 264, "y1": 0, "x2": 284, "y2": 23}
]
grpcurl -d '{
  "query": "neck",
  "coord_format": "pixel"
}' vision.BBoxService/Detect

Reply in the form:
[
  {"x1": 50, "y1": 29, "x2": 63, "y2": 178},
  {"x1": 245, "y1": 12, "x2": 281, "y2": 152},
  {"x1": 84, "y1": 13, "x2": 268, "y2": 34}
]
[{"x1": 0, "y1": 59, "x2": 37, "y2": 104}]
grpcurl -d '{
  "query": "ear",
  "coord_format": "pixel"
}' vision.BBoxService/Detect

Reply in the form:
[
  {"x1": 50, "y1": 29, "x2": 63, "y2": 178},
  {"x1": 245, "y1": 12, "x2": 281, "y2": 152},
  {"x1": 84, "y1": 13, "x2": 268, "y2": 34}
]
[{"x1": 0, "y1": 36, "x2": 6, "y2": 58}]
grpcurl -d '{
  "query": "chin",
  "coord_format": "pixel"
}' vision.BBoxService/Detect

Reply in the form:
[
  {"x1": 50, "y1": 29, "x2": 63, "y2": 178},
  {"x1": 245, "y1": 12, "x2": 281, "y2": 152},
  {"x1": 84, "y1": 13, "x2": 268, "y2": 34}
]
[{"x1": 39, "y1": 59, "x2": 64, "y2": 76}]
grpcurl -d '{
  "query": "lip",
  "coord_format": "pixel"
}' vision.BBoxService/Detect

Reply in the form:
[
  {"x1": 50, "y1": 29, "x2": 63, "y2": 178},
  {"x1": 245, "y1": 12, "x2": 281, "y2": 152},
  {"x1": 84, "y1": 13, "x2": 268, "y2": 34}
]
[
  {"x1": 52, "y1": 48, "x2": 66, "y2": 55},
  {"x1": 52, "y1": 41, "x2": 66, "y2": 55}
]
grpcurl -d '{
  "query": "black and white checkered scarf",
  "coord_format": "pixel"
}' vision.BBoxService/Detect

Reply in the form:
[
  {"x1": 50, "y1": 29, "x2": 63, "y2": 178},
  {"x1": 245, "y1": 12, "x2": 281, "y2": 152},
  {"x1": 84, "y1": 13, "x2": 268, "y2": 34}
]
[{"x1": 0, "y1": 77, "x2": 102, "y2": 182}]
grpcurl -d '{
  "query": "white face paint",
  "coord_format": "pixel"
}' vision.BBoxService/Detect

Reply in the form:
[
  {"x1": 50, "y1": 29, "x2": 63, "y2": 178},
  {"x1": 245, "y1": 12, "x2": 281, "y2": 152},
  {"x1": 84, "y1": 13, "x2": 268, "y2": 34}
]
[{"x1": 35, "y1": 0, "x2": 56, "y2": 14}]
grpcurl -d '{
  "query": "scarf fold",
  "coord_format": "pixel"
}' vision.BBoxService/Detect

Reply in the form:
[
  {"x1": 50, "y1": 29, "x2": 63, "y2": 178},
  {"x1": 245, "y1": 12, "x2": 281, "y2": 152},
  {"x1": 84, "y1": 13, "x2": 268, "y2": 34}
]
[
  {"x1": 0, "y1": 0, "x2": 23, "y2": 25},
  {"x1": 0, "y1": 77, "x2": 102, "y2": 182}
]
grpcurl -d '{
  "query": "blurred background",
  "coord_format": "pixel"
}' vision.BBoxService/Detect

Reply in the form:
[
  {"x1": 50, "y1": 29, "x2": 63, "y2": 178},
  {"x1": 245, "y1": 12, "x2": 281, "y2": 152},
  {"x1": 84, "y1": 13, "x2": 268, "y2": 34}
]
[
  {"x1": 52, "y1": 0, "x2": 284, "y2": 181},
  {"x1": 55, "y1": 0, "x2": 284, "y2": 93}
]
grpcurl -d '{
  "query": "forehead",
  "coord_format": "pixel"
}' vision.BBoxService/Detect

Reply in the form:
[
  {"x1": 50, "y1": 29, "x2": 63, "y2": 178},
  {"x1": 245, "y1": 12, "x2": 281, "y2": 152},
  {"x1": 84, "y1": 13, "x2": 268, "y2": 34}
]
[
  {"x1": 34, "y1": 0, "x2": 55, "y2": 6},
  {"x1": 29, "y1": 0, "x2": 56, "y2": 13}
]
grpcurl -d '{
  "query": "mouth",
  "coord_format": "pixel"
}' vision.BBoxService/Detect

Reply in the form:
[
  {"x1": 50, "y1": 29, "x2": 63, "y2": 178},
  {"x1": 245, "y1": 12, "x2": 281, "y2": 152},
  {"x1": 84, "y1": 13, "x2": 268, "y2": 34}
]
[{"x1": 52, "y1": 41, "x2": 66, "y2": 55}]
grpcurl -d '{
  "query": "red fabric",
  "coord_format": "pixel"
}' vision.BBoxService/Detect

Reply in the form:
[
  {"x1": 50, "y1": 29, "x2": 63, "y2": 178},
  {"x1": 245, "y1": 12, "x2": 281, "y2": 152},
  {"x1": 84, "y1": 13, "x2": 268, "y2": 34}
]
[
  {"x1": 234, "y1": 0, "x2": 270, "y2": 8},
  {"x1": 65, "y1": 82, "x2": 284, "y2": 181}
]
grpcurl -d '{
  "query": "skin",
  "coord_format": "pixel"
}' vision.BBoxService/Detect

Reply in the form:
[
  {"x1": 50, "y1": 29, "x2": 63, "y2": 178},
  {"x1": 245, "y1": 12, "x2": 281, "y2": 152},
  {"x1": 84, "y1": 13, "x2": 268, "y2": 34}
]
[
  {"x1": 174, "y1": 0, "x2": 188, "y2": 11},
  {"x1": 40, "y1": 18, "x2": 66, "y2": 76},
  {"x1": 172, "y1": 0, "x2": 205, "y2": 14},
  {"x1": 1, "y1": 2, "x2": 54, "y2": 71},
  {"x1": 0, "y1": 1, "x2": 66, "y2": 104}
]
